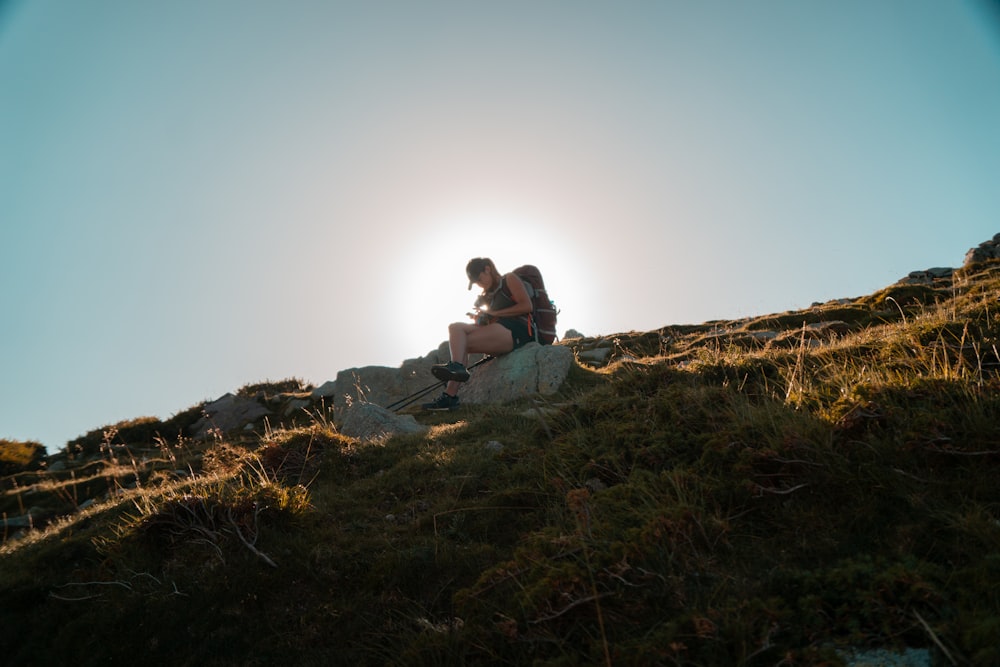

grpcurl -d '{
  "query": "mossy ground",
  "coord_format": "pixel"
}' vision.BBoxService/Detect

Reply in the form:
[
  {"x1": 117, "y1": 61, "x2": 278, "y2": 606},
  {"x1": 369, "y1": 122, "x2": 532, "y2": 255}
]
[{"x1": 3, "y1": 264, "x2": 1000, "y2": 665}]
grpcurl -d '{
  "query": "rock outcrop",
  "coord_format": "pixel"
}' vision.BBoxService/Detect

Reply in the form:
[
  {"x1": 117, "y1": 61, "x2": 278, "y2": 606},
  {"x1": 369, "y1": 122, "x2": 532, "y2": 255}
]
[
  {"x1": 456, "y1": 343, "x2": 574, "y2": 405},
  {"x1": 339, "y1": 403, "x2": 427, "y2": 440},
  {"x1": 190, "y1": 393, "x2": 272, "y2": 439},
  {"x1": 315, "y1": 342, "x2": 572, "y2": 413},
  {"x1": 313, "y1": 343, "x2": 456, "y2": 411},
  {"x1": 899, "y1": 267, "x2": 954, "y2": 285},
  {"x1": 155, "y1": 340, "x2": 577, "y2": 445},
  {"x1": 964, "y1": 233, "x2": 1000, "y2": 266}
]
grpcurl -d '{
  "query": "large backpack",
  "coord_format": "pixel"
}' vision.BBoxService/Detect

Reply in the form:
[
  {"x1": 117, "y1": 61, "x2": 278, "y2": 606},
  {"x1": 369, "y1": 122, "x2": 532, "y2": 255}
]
[{"x1": 512, "y1": 265, "x2": 558, "y2": 345}]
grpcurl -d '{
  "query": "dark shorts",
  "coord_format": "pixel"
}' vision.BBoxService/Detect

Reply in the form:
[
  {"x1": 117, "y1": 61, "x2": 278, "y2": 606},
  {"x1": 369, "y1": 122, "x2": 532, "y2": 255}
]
[{"x1": 497, "y1": 317, "x2": 532, "y2": 349}]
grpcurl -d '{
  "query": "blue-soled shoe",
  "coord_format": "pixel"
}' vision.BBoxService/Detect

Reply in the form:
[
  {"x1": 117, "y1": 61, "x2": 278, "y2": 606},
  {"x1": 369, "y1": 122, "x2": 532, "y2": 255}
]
[
  {"x1": 421, "y1": 392, "x2": 460, "y2": 411},
  {"x1": 431, "y1": 361, "x2": 471, "y2": 382}
]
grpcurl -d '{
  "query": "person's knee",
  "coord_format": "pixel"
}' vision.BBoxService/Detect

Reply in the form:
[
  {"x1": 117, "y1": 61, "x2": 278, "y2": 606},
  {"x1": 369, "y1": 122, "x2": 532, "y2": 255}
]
[{"x1": 448, "y1": 321, "x2": 467, "y2": 335}]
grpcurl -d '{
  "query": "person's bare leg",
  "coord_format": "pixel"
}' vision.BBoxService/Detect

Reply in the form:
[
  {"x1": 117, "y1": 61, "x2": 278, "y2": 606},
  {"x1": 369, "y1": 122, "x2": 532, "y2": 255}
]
[
  {"x1": 440, "y1": 322, "x2": 513, "y2": 395},
  {"x1": 447, "y1": 322, "x2": 474, "y2": 363},
  {"x1": 440, "y1": 322, "x2": 475, "y2": 394},
  {"x1": 464, "y1": 323, "x2": 514, "y2": 356}
]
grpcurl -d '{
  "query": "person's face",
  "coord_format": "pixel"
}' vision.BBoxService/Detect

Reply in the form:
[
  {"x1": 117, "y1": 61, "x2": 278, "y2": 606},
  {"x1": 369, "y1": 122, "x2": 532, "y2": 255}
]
[{"x1": 471, "y1": 268, "x2": 491, "y2": 289}]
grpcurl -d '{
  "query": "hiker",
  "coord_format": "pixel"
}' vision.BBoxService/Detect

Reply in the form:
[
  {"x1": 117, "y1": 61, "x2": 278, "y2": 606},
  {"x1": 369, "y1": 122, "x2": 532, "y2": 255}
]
[{"x1": 422, "y1": 257, "x2": 533, "y2": 410}]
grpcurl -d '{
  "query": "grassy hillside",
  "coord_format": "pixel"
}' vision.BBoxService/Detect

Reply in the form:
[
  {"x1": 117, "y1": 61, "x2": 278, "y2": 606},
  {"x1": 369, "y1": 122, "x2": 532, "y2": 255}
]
[{"x1": 3, "y1": 261, "x2": 1000, "y2": 665}]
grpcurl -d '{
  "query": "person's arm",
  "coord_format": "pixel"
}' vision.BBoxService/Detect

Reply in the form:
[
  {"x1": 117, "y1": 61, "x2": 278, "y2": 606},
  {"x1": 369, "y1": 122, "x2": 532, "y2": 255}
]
[{"x1": 488, "y1": 274, "x2": 533, "y2": 317}]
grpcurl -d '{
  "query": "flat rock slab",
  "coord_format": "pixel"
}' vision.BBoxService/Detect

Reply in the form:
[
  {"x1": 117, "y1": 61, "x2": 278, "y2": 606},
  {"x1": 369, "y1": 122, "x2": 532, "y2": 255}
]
[{"x1": 339, "y1": 403, "x2": 427, "y2": 441}]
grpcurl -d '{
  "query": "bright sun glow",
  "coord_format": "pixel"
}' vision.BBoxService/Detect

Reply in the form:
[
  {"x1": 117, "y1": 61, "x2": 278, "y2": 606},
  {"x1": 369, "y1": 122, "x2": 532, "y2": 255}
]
[{"x1": 380, "y1": 206, "x2": 601, "y2": 364}]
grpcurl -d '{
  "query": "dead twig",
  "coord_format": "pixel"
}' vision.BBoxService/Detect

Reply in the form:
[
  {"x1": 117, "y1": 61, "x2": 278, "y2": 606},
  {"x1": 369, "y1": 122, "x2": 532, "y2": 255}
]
[
  {"x1": 227, "y1": 506, "x2": 277, "y2": 568},
  {"x1": 926, "y1": 447, "x2": 1000, "y2": 457},
  {"x1": 529, "y1": 592, "x2": 614, "y2": 624},
  {"x1": 49, "y1": 592, "x2": 103, "y2": 601},
  {"x1": 913, "y1": 610, "x2": 957, "y2": 666},
  {"x1": 754, "y1": 483, "x2": 809, "y2": 496},
  {"x1": 49, "y1": 579, "x2": 132, "y2": 601}
]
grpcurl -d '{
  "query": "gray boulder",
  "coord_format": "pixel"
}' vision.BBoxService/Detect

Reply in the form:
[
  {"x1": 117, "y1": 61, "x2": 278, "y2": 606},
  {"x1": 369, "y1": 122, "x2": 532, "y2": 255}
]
[
  {"x1": 339, "y1": 403, "x2": 427, "y2": 441},
  {"x1": 313, "y1": 341, "x2": 573, "y2": 420},
  {"x1": 964, "y1": 233, "x2": 1000, "y2": 266},
  {"x1": 901, "y1": 267, "x2": 954, "y2": 284},
  {"x1": 316, "y1": 342, "x2": 458, "y2": 411},
  {"x1": 457, "y1": 343, "x2": 574, "y2": 405},
  {"x1": 191, "y1": 393, "x2": 271, "y2": 439},
  {"x1": 576, "y1": 346, "x2": 612, "y2": 365}
]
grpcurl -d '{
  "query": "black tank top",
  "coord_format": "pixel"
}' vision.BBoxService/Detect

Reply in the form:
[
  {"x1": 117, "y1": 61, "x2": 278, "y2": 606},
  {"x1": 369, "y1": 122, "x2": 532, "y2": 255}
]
[{"x1": 489, "y1": 276, "x2": 529, "y2": 323}]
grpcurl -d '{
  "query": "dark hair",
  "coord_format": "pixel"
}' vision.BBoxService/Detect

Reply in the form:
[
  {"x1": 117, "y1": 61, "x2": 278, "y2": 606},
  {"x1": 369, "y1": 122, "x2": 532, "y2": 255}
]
[
  {"x1": 466, "y1": 257, "x2": 492, "y2": 281},
  {"x1": 466, "y1": 257, "x2": 495, "y2": 289}
]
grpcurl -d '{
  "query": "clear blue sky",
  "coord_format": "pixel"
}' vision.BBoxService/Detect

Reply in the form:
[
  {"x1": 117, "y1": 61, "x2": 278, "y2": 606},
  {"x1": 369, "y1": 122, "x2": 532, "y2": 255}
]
[{"x1": 2, "y1": 1, "x2": 999, "y2": 452}]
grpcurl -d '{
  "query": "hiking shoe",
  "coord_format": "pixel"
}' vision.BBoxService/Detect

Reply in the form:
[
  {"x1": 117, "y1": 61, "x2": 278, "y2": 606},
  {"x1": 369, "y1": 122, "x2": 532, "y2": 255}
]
[
  {"x1": 431, "y1": 361, "x2": 471, "y2": 382},
  {"x1": 422, "y1": 392, "x2": 460, "y2": 411}
]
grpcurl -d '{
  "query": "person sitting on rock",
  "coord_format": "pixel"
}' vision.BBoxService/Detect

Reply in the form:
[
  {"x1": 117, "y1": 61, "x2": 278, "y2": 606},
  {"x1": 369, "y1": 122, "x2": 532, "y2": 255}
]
[{"x1": 423, "y1": 257, "x2": 534, "y2": 411}]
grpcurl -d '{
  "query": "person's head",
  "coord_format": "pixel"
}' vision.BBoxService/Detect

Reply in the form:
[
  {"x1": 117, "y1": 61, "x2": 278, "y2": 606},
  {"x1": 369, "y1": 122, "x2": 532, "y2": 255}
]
[{"x1": 466, "y1": 257, "x2": 498, "y2": 290}]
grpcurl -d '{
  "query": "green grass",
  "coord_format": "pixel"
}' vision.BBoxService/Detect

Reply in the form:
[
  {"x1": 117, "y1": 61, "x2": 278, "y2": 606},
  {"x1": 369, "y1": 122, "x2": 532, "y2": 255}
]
[
  {"x1": 3, "y1": 262, "x2": 1000, "y2": 665},
  {"x1": 0, "y1": 439, "x2": 46, "y2": 476}
]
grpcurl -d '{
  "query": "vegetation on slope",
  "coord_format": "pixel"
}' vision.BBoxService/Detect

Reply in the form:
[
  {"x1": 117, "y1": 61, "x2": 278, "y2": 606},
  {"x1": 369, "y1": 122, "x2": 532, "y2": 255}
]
[{"x1": 2, "y1": 262, "x2": 1000, "y2": 665}]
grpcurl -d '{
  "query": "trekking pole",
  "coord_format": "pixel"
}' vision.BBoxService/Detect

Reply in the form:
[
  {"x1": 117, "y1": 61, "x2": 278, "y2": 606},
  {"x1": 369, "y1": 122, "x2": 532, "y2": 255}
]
[
  {"x1": 384, "y1": 355, "x2": 496, "y2": 412},
  {"x1": 384, "y1": 379, "x2": 446, "y2": 412}
]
